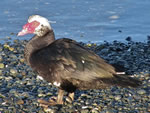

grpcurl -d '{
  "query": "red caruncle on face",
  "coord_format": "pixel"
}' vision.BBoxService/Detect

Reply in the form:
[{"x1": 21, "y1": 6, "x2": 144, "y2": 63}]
[{"x1": 23, "y1": 21, "x2": 40, "y2": 33}]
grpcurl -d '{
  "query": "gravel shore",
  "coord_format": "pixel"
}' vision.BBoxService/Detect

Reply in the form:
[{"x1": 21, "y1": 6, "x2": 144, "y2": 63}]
[{"x1": 0, "y1": 38, "x2": 149, "y2": 113}]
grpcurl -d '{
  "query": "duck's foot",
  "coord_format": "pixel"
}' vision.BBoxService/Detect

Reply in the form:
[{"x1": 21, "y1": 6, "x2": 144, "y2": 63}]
[
  {"x1": 37, "y1": 89, "x2": 64, "y2": 107},
  {"x1": 38, "y1": 96, "x2": 57, "y2": 107}
]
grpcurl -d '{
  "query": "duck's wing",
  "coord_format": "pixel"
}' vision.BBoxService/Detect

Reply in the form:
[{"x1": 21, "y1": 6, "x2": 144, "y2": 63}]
[{"x1": 49, "y1": 38, "x2": 116, "y2": 82}]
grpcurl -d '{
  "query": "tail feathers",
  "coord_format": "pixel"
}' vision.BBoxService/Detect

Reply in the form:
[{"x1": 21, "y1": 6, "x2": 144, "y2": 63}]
[
  {"x1": 99, "y1": 74, "x2": 142, "y2": 88},
  {"x1": 113, "y1": 74, "x2": 142, "y2": 88}
]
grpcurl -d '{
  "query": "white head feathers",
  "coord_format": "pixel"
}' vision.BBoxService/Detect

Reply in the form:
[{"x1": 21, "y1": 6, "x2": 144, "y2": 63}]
[{"x1": 28, "y1": 15, "x2": 52, "y2": 30}]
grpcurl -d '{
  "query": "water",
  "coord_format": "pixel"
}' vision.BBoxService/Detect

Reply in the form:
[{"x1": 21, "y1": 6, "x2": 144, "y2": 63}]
[{"x1": 0, "y1": 0, "x2": 150, "y2": 43}]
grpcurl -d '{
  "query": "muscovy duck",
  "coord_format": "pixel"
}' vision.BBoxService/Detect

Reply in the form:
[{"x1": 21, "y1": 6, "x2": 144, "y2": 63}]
[{"x1": 18, "y1": 15, "x2": 141, "y2": 106}]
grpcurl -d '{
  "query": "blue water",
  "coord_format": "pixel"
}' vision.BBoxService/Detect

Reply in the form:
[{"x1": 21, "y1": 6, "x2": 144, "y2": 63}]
[{"x1": 0, "y1": 0, "x2": 150, "y2": 43}]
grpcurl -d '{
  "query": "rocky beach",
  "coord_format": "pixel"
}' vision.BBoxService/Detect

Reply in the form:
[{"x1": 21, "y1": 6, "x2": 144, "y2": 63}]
[{"x1": 0, "y1": 38, "x2": 149, "y2": 113}]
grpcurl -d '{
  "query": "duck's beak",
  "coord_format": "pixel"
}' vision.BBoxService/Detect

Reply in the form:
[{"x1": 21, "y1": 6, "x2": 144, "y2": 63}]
[
  {"x1": 17, "y1": 28, "x2": 28, "y2": 36},
  {"x1": 18, "y1": 21, "x2": 40, "y2": 36}
]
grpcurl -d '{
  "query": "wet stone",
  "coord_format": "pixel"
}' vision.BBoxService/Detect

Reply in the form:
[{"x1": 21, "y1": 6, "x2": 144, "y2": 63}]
[
  {"x1": 0, "y1": 63, "x2": 4, "y2": 69},
  {"x1": 13, "y1": 39, "x2": 19, "y2": 44},
  {"x1": 10, "y1": 69, "x2": 18, "y2": 75},
  {"x1": 91, "y1": 108, "x2": 99, "y2": 113},
  {"x1": 137, "y1": 89, "x2": 146, "y2": 95},
  {"x1": 114, "y1": 95, "x2": 122, "y2": 101},
  {"x1": 20, "y1": 58, "x2": 25, "y2": 63},
  {"x1": 38, "y1": 93, "x2": 46, "y2": 97},
  {"x1": 9, "y1": 47, "x2": 14, "y2": 51},
  {"x1": 81, "y1": 109, "x2": 89, "y2": 113},
  {"x1": 9, "y1": 89, "x2": 17, "y2": 94},
  {"x1": 0, "y1": 93, "x2": 5, "y2": 98},
  {"x1": 3, "y1": 44, "x2": 10, "y2": 49},
  {"x1": 0, "y1": 56, "x2": 3, "y2": 62},
  {"x1": 16, "y1": 99, "x2": 24, "y2": 105},
  {"x1": 20, "y1": 92, "x2": 30, "y2": 98},
  {"x1": 0, "y1": 47, "x2": 2, "y2": 52},
  {"x1": 9, "y1": 54, "x2": 17, "y2": 59},
  {"x1": 0, "y1": 70, "x2": 3, "y2": 75},
  {"x1": 44, "y1": 108, "x2": 56, "y2": 113}
]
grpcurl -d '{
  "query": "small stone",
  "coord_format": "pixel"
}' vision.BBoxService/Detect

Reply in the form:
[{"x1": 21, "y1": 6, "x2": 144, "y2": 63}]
[
  {"x1": 0, "y1": 56, "x2": 3, "y2": 62},
  {"x1": 137, "y1": 89, "x2": 146, "y2": 95},
  {"x1": 126, "y1": 36, "x2": 132, "y2": 41},
  {"x1": 9, "y1": 47, "x2": 14, "y2": 51},
  {"x1": 0, "y1": 75, "x2": 4, "y2": 79},
  {"x1": 91, "y1": 108, "x2": 99, "y2": 113},
  {"x1": 46, "y1": 92, "x2": 53, "y2": 96},
  {"x1": 118, "y1": 30, "x2": 122, "y2": 33},
  {"x1": 114, "y1": 95, "x2": 122, "y2": 101},
  {"x1": 0, "y1": 93, "x2": 5, "y2": 98},
  {"x1": 10, "y1": 32, "x2": 15, "y2": 35},
  {"x1": 10, "y1": 54, "x2": 17, "y2": 59},
  {"x1": 0, "y1": 63, "x2": 4, "y2": 68},
  {"x1": 16, "y1": 99, "x2": 24, "y2": 105},
  {"x1": 20, "y1": 58, "x2": 25, "y2": 63},
  {"x1": 0, "y1": 47, "x2": 2, "y2": 52},
  {"x1": 20, "y1": 92, "x2": 30, "y2": 98},
  {"x1": 10, "y1": 69, "x2": 18, "y2": 75},
  {"x1": 147, "y1": 35, "x2": 150, "y2": 41},
  {"x1": 147, "y1": 108, "x2": 150, "y2": 112},
  {"x1": 3, "y1": 44, "x2": 10, "y2": 49},
  {"x1": 0, "y1": 70, "x2": 2, "y2": 75},
  {"x1": 9, "y1": 89, "x2": 17, "y2": 94},
  {"x1": 5, "y1": 76, "x2": 13, "y2": 81},
  {"x1": 87, "y1": 43, "x2": 92, "y2": 47},
  {"x1": 17, "y1": 74, "x2": 23, "y2": 79},
  {"x1": 44, "y1": 108, "x2": 55, "y2": 113},
  {"x1": 7, "y1": 36, "x2": 12, "y2": 40},
  {"x1": 38, "y1": 93, "x2": 46, "y2": 97},
  {"x1": 21, "y1": 71, "x2": 26, "y2": 76},
  {"x1": 13, "y1": 39, "x2": 19, "y2": 44},
  {"x1": 81, "y1": 109, "x2": 89, "y2": 113}
]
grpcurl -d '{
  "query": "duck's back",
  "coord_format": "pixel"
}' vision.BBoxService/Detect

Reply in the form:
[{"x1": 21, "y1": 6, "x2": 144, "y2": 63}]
[{"x1": 29, "y1": 39, "x2": 113, "y2": 79}]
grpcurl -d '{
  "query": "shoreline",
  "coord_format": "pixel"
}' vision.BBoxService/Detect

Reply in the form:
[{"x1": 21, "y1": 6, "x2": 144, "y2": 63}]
[{"x1": 0, "y1": 38, "x2": 149, "y2": 112}]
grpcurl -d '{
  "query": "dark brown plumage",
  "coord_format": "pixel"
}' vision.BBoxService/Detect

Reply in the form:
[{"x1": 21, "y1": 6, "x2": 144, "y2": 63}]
[{"x1": 18, "y1": 15, "x2": 141, "y2": 106}]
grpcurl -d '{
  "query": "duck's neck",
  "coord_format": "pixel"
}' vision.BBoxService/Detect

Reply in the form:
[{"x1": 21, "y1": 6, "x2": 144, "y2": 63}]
[{"x1": 24, "y1": 29, "x2": 55, "y2": 64}]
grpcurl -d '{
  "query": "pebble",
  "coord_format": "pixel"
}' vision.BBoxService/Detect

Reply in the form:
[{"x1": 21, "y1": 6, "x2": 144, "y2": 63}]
[
  {"x1": 137, "y1": 89, "x2": 146, "y2": 95},
  {"x1": 10, "y1": 69, "x2": 18, "y2": 75},
  {"x1": 20, "y1": 92, "x2": 30, "y2": 98},
  {"x1": 91, "y1": 108, "x2": 99, "y2": 113},
  {"x1": 20, "y1": 58, "x2": 25, "y2": 63},
  {"x1": 114, "y1": 95, "x2": 122, "y2": 101},
  {"x1": 3, "y1": 44, "x2": 10, "y2": 49},
  {"x1": 81, "y1": 109, "x2": 89, "y2": 113},
  {"x1": 0, "y1": 63, "x2": 4, "y2": 68},
  {"x1": 0, "y1": 70, "x2": 3, "y2": 75},
  {"x1": 9, "y1": 89, "x2": 17, "y2": 94},
  {"x1": 38, "y1": 93, "x2": 46, "y2": 97},
  {"x1": 44, "y1": 108, "x2": 55, "y2": 113},
  {"x1": 0, "y1": 56, "x2": 3, "y2": 62},
  {"x1": 13, "y1": 39, "x2": 19, "y2": 44},
  {"x1": 0, "y1": 93, "x2": 5, "y2": 98},
  {"x1": 9, "y1": 47, "x2": 14, "y2": 51},
  {"x1": 16, "y1": 99, "x2": 24, "y2": 105}
]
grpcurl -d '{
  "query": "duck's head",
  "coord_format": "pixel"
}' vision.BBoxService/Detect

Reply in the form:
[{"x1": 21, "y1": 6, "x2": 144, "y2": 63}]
[{"x1": 18, "y1": 15, "x2": 52, "y2": 36}]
